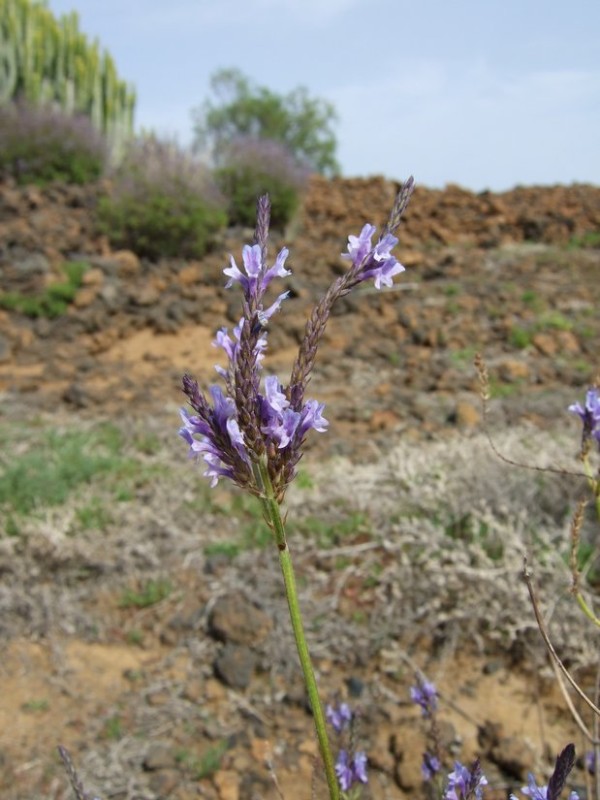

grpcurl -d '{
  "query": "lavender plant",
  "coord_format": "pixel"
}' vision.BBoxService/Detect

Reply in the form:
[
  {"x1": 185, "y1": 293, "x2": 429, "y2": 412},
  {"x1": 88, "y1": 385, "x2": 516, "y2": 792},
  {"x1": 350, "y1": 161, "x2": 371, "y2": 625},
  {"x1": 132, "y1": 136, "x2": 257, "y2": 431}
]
[
  {"x1": 215, "y1": 135, "x2": 310, "y2": 229},
  {"x1": 0, "y1": 100, "x2": 107, "y2": 185},
  {"x1": 567, "y1": 386, "x2": 600, "y2": 624},
  {"x1": 179, "y1": 180, "x2": 414, "y2": 799},
  {"x1": 54, "y1": 184, "x2": 590, "y2": 799},
  {"x1": 411, "y1": 676, "x2": 444, "y2": 789},
  {"x1": 326, "y1": 703, "x2": 368, "y2": 795},
  {"x1": 98, "y1": 134, "x2": 226, "y2": 259},
  {"x1": 410, "y1": 678, "x2": 580, "y2": 800},
  {"x1": 471, "y1": 364, "x2": 600, "y2": 796}
]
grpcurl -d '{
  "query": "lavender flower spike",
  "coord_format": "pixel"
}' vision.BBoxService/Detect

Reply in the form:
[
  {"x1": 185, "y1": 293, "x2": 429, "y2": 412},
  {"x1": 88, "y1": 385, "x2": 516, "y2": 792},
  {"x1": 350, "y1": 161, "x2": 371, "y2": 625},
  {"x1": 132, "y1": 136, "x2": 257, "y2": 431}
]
[
  {"x1": 326, "y1": 702, "x2": 352, "y2": 733},
  {"x1": 181, "y1": 182, "x2": 413, "y2": 501},
  {"x1": 334, "y1": 749, "x2": 368, "y2": 791},
  {"x1": 181, "y1": 197, "x2": 329, "y2": 499},
  {"x1": 410, "y1": 677, "x2": 438, "y2": 716},
  {"x1": 512, "y1": 774, "x2": 578, "y2": 800},
  {"x1": 445, "y1": 760, "x2": 487, "y2": 800},
  {"x1": 511, "y1": 744, "x2": 579, "y2": 800},
  {"x1": 353, "y1": 751, "x2": 368, "y2": 785},
  {"x1": 335, "y1": 750, "x2": 354, "y2": 792},
  {"x1": 422, "y1": 752, "x2": 442, "y2": 781},
  {"x1": 288, "y1": 176, "x2": 414, "y2": 415},
  {"x1": 569, "y1": 387, "x2": 600, "y2": 447}
]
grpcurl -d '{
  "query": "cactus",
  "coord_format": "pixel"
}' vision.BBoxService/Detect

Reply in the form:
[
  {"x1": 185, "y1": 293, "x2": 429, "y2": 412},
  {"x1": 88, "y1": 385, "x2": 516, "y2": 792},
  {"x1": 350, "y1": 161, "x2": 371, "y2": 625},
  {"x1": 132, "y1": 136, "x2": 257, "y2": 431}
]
[
  {"x1": 0, "y1": 33, "x2": 18, "y2": 102},
  {"x1": 0, "y1": 0, "x2": 136, "y2": 154}
]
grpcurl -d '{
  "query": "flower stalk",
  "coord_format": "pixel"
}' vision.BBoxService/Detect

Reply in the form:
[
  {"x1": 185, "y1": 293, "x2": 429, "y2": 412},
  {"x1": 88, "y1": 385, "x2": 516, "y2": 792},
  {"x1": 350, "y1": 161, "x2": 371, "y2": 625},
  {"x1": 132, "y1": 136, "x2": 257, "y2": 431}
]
[
  {"x1": 180, "y1": 183, "x2": 414, "y2": 800},
  {"x1": 257, "y1": 460, "x2": 340, "y2": 800}
]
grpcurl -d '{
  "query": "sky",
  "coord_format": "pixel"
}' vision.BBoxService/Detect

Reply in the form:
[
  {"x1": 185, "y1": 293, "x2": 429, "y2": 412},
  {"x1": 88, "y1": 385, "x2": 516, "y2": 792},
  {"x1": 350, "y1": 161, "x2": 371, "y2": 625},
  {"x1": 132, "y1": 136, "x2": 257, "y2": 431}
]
[{"x1": 46, "y1": 0, "x2": 600, "y2": 191}]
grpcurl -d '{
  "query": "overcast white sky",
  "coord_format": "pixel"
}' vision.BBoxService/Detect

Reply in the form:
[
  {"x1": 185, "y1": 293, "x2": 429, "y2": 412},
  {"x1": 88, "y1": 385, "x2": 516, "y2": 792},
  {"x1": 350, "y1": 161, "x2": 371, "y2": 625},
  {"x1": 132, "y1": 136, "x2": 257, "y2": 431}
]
[{"x1": 47, "y1": 0, "x2": 600, "y2": 191}]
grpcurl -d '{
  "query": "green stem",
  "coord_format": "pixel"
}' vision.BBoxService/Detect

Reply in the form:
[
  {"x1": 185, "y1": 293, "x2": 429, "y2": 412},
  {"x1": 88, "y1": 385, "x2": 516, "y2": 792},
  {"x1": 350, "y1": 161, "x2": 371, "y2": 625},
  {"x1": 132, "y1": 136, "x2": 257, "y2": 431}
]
[
  {"x1": 256, "y1": 461, "x2": 340, "y2": 800},
  {"x1": 575, "y1": 591, "x2": 600, "y2": 628},
  {"x1": 581, "y1": 454, "x2": 600, "y2": 518}
]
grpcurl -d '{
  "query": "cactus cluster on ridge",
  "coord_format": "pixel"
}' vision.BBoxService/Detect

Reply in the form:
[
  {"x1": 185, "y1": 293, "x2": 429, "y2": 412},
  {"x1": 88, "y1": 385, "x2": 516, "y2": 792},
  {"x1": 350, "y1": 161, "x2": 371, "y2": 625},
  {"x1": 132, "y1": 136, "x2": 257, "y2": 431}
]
[{"x1": 0, "y1": 0, "x2": 135, "y2": 152}]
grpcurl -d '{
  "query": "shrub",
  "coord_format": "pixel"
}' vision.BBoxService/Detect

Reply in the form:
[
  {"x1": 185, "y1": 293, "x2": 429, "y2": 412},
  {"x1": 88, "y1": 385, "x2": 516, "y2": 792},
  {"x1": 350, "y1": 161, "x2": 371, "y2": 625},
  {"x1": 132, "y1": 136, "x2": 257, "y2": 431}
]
[
  {"x1": 215, "y1": 136, "x2": 309, "y2": 229},
  {"x1": 0, "y1": 101, "x2": 107, "y2": 185},
  {"x1": 97, "y1": 135, "x2": 226, "y2": 260}
]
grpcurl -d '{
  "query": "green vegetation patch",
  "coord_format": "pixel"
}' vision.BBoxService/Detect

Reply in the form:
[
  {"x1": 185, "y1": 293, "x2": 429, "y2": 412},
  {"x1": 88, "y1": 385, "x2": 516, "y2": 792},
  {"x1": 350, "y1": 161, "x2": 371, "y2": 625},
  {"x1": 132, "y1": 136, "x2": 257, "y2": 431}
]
[
  {"x1": 119, "y1": 579, "x2": 172, "y2": 609},
  {"x1": 0, "y1": 419, "x2": 161, "y2": 536},
  {"x1": 0, "y1": 261, "x2": 88, "y2": 318},
  {"x1": 295, "y1": 510, "x2": 370, "y2": 547},
  {"x1": 568, "y1": 230, "x2": 600, "y2": 249},
  {"x1": 0, "y1": 422, "x2": 128, "y2": 515},
  {"x1": 176, "y1": 741, "x2": 229, "y2": 780}
]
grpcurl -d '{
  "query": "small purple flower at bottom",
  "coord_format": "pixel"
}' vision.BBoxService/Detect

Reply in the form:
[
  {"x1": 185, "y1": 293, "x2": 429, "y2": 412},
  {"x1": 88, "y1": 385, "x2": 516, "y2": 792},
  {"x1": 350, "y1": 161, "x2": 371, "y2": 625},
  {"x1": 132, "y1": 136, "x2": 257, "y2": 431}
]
[
  {"x1": 569, "y1": 388, "x2": 600, "y2": 446},
  {"x1": 335, "y1": 750, "x2": 368, "y2": 791},
  {"x1": 410, "y1": 678, "x2": 438, "y2": 716},
  {"x1": 510, "y1": 774, "x2": 580, "y2": 800},
  {"x1": 422, "y1": 752, "x2": 442, "y2": 781},
  {"x1": 445, "y1": 760, "x2": 487, "y2": 800},
  {"x1": 326, "y1": 702, "x2": 352, "y2": 733},
  {"x1": 585, "y1": 751, "x2": 595, "y2": 775},
  {"x1": 353, "y1": 751, "x2": 368, "y2": 784}
]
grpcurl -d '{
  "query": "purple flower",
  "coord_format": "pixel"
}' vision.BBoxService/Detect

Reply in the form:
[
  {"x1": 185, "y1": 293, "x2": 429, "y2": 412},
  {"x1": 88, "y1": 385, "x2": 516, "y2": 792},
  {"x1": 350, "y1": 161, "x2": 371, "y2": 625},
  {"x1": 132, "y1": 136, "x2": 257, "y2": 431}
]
[
  {"x1": 343, "y1": 224, "x2": 377, "y2": 267},
  {"x1": 179, "y1": 394, "x2": 250, "y2": 488},
  {"x1": 259, "y1": 376, "x2": 324, "y2": 449},
  {"x1": 298, "y1": 399, "x2": 328, "y2": 437},
  {"x1": 224, "y1": 243, "x2": 291, "y2": 302},
  {"x1": 353, "y1": 751, "x2": 368, "y2": 784},
  {"x1": 422, "y1": 752, "x2": 442, "y2": 781},
  {"x1": 335, "y1": 750, "x2": 354, "y2": 791},
  {"x1": 258, "y1": 291, "x2": 290, "y2": 325},
  {"x1": 342, "y1": 224, "x2": 405, "y2": 289},
  {"x1": 335, "y1": 749, "x2": 368, "y2": 791},
  {"x1": 213, "y1": 320, "x2": 268, "y2": 381},
  {"x1": 326, "y1": 702, "x2": 352, "y2": 733},
  {"x1": 410, "y1": 678, "x2": 438, "y2": 716},
  {"x1": 519, "y1": 774, "x2": 548, "y2": 800},
  {"x1": 445, "y1": 760, "x2": 487, "y2": 800},
  {"x1": 569, "y1": 388, "x2": 600, "y2": 445},
  {"x1": 511, "y1": 772, "x2": 579, "y2": 800}
]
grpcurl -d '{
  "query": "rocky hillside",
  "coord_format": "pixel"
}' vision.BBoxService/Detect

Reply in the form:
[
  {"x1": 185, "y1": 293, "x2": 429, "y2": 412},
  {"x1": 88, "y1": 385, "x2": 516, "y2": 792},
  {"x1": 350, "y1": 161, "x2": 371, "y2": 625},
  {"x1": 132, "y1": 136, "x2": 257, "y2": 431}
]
[
  {"x1": 0, "y1": 176, "x2": 599, "y2": 800},
  {"x1": 0, "y1": 176, "x2": 598, "y2": 449}
]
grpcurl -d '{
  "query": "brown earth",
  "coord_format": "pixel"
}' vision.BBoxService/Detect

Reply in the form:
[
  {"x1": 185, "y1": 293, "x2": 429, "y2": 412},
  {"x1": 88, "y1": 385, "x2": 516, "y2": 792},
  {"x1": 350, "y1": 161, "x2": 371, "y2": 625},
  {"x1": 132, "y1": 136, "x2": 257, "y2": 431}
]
[{"x1": 0, "y1": 176, "x2": 599, "y2": 800}]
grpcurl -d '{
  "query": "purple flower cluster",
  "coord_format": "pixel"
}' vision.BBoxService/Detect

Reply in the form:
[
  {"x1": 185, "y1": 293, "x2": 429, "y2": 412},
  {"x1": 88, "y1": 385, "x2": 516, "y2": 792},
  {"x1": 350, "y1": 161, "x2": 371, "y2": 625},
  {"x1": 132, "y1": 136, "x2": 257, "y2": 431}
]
[
  {"x1": 510, "y1": 773, "x2": 579, "y2": 800},
  {"x1": 326, "y1": 702, "x2": 368, "y2": 792},
  {"x1": 410, "y1": 678, "x2": 438, "y2": 717},
  {"x1": 335, "y1": 749, "x2": 368, "y2": 792},
  {"x1": 180, "y1": 234, "x2": 328, "y2": 494},
  {"x1": 510, "y1": 744, "x2": 578, "y2": 800},
  {"x1": 326, "y1": 702, "x2": 352, "y2": 733},
  {"x1": 444, "y1": 760, "x2": 488, "y2": 800},
  {"x1": 569, "y1": 387, "x2": 600, "y2": 450},
  {"x1": 422, "y1": 752, "x2": 442, "y2": 781},
  {"x1": 181, "y1": 183, "x2": 414, "y2": 500},
  {"x1": 342, "y1": 224, "x2": 405, "y2": 289}
]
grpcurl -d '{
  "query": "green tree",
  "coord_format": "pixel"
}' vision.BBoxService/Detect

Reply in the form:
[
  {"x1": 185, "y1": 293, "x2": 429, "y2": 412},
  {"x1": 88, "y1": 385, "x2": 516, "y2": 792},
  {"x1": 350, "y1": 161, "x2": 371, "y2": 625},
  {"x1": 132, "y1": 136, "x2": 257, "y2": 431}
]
[{"x1": 193, "y1": 68, "x2": 339, "y2": 177}]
